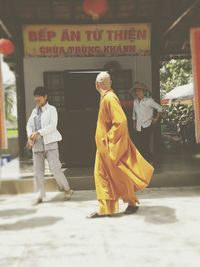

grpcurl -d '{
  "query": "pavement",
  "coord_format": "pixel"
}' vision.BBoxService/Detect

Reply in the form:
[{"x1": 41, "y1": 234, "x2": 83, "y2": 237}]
[{"x1": 0, "y1": 187, "x2": 200, "y2": 267}]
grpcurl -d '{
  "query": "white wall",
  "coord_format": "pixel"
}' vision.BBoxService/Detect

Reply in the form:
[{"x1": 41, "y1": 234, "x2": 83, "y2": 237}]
[{"x1": 24, "y1": 56, "x2": 152, "y2": 119}]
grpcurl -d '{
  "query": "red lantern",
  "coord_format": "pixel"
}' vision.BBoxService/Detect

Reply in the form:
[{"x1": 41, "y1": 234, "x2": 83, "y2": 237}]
[
  {"x1": 83, "y1": 0, "x2": 108, "y2": 20},
  {"x1": 0, "y1": 39, "x2": 15, "y2": 56}
]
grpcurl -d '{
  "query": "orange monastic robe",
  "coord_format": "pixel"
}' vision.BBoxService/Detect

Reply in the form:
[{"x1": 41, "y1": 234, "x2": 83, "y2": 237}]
[{"x1": 94, "y1": 90, "x2": 154, "y2": 215}]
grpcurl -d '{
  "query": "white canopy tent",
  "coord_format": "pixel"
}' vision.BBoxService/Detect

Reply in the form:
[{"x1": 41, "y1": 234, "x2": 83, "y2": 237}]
[{"x1": 163, "y1": 83, "x2": 194, "y2": 100}]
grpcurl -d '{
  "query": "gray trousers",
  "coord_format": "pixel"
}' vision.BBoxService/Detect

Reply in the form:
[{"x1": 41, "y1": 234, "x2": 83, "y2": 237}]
[{"x1": 33, "y1": 149, "x2": 70, "y2": 198}]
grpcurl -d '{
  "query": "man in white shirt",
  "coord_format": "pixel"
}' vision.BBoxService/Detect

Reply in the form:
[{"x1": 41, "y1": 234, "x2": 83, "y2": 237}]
[
  {"x1": 132, "y1": 82, "x2": 163, "y2": 163},
  {"x1": 26, "y1": 87, "x2": 73, "y2": 204}
]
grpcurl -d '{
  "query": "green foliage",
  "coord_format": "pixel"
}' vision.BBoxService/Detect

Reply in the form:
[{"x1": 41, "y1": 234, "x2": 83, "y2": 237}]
[
  {"x1": 6, "y1": 129, "x2": 18, "y2": 138},
  {"x1": 161, "y1": 104, "x2": 195, "y2": 150},
  {"x1": 160, "y1": 59, "x2": 196, "y2": 152},
  {"x1": 4, "y1": 83, "x2": 16, "y2": 124},
  {"x1": 160, "y1": 59, "x2": 192, "y2": 98},
  {"x1": 162, "y1": 104, "x2": 194, "y2": 127}
]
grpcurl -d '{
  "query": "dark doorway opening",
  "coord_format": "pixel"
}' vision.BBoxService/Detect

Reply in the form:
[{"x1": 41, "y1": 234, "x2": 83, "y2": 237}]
[{"x1": 63, "y1": 71, "x2": 101, "y2": 167}]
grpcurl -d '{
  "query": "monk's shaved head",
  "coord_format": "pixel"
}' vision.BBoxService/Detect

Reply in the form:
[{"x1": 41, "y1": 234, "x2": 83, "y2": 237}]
[
  {"x1": 96, "y1": 72, "x2": 111, "y2": 87},
  {"x1": 96, "y1": 71, "x2": 110, "y2": 82}
]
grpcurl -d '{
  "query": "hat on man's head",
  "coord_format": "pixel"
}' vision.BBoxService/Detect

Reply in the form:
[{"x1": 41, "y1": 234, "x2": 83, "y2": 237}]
[
  {"x1": 130, "y1": 81, "x2": 151, "y2": 97},
  {"x1": 133, "y1": 81, "x2": 148, "y2": 91}
]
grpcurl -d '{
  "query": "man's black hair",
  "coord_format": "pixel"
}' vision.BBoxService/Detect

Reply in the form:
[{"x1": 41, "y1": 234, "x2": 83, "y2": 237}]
[{"x1": 33, "y1": 87, "x2": 48, "y2": 97}]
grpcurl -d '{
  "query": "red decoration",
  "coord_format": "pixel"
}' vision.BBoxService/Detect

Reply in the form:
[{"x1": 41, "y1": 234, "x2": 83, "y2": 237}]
[
  {"x1": 83, "y1": 0, "x2": 108, "y2": 20},
  {"x1": 0, "y1": 39, "x2": 15, "y2": 56}
]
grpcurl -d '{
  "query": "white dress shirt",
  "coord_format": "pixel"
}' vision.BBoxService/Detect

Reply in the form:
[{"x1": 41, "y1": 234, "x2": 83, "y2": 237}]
[
  {"x1": 26, "y1": 102, "x2": 62, "y2": 145},
  {"x1": 132, "y1": 97, "x2": 163, "y2": 132}
]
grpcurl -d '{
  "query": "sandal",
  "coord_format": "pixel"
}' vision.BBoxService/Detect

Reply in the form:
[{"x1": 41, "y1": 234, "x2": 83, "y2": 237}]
[
  {"x1": 64, "y1": 189, "x2": 74, "y2": 200},
  {"x1": 124, "y1": 205, "x2": 139, "y2": 214}
]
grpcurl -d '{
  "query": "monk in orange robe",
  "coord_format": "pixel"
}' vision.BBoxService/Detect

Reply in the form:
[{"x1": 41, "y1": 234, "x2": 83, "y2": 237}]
[{"x1": 88, "y1": 72, "x2": 154, "y2": 218}]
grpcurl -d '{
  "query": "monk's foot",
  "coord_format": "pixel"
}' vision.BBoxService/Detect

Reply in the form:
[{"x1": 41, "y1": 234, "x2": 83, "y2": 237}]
[
  {"x1": 87, "y1": 212, "x2": 111, "y2": 219},
  {"x1": 124, "y1": 205, "x2": 139, "y2": 214}
]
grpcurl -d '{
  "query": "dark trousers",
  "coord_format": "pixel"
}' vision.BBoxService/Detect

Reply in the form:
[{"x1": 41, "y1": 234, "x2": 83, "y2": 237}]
[{"x1": 134, "y1": 125, "x2": 153, "y2": 162}]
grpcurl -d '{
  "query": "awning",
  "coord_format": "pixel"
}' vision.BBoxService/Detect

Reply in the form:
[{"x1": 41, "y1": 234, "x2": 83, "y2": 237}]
[{"x1": 163, "y1": 83, "x2": 193, "y2": 100}]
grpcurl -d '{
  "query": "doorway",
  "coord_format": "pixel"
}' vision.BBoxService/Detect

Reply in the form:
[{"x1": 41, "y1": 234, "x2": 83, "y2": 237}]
[
  {"x1": 63, "y1": 71, "x2": 101, "y2": 167},
  {"x1": 44, "y1": 69, "x2": 133, "y2": 167}
]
